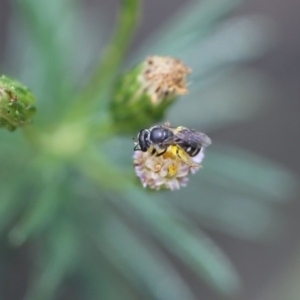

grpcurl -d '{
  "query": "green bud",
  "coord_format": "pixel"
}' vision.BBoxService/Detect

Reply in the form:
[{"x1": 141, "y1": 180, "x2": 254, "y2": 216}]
[
  {"x1": 0, "y1": 75, "x2": 36, "y2": 131},
  {"x1": 111, "y1": 56, "x2": 191, "y2": 132}
]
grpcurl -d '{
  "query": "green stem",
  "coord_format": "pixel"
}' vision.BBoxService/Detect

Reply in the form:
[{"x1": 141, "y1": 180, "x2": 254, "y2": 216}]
[
  {"x1": 69, "y1": 0, "x2": 141, "y2": 121},
  {"x1": 77, "y1": 147, "x2": 134, "y2": 192}
]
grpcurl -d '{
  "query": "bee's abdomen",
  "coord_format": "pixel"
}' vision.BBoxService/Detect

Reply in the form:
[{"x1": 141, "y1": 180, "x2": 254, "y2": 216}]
[{"x1": 183, "y1": 145, "x2": 201, "y2": 157}]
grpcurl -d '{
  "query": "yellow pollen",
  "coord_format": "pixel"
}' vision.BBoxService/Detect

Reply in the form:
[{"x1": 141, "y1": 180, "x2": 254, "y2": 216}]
[
  {"x1": 162, "y1": 147, "x2": 177, "y2": 160},
  {"x1": 167, "y1": 163, "x2": 178, "y2": 177}
]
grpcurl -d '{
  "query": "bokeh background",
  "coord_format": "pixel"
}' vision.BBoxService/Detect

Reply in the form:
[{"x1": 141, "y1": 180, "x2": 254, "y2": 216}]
[{"x1": 0, "y1": 0, "x2": 300, "y2": 299}]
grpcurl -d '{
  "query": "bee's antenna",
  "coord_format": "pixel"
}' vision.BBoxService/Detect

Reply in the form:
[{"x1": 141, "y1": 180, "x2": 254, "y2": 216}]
[{"x1": 134, "y1": 144, "x2": 141, "y2": 151}]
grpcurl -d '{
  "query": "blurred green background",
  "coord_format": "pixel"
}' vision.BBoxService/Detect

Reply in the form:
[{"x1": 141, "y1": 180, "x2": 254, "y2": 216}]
[{"x1": 0, "y1": 0, "x2": 299, "y2": 300}]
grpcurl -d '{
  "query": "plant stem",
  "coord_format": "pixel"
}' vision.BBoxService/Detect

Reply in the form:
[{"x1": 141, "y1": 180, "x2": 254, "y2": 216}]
[
  {"x1": 69, "y1": 0, "x2": 141, "y2": 121},
  {"x1": 77, "y1": 148, "x2": 134, "y2": 191}
]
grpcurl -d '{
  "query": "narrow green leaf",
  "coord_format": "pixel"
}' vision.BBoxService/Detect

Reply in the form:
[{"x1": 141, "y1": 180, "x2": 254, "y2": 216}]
[
  {"x1": 83, "y1": 254, "x2": 140, "y2": 300},
  {"x1": 8, "y1": 185, "x2": 61, "y2": 246},
  {"x1": 205, "y1": 144, "x2": 299, "y2": 202},
  {"x1": 0, "y1": 185, "x2": 26, "y2": 232},
  {"x1": 25, "y1": 219, "x2": 79, "y2": 300},
  {"x1": 169, "y1": 187, "x2": 285, "y2": 241},
  {"x1": 180, "y1": 16, "x2": 271, "y2": 81},
  {"x1": 109, "y1": 190, "x2": 241, "y2": 297},
  {"x1": 69, "y1": 0, "x2": 141, "y2": 120},
  {"x1": 93, "y1": 215, "x2": 198, "y2": 300},
  {"x1": 168, "y1": 69, "x2": 270, "y2": 131},
  {"x1": 132, "y1": 0, "x2": 242, "y2": 62},
  {"x1": 10, "y1": 0, "x2": 81, "y2": 123}
]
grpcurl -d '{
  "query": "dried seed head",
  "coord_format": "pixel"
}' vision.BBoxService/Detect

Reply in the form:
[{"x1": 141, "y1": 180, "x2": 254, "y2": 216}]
[{"x1": 139, "y1": 56, "x2": 191, "y2": 105}]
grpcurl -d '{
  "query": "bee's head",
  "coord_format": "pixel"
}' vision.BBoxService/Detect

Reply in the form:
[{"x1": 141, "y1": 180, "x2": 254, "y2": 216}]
[{"x1": 137, "y1": 129, "x2": 151, "y2": 151}]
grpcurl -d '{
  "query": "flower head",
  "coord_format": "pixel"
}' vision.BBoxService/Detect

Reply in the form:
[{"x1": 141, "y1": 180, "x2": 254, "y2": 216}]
[
  {"x1": 0, "y1": 75, "x2": 36, "y2": 131},
  {"x1": 110, "y1": 56, "x2": 191, "y2": 133},
  {"x1": 133, "y1": 146, "x2": 205, "y2": 191},
  {"x1": 139, "y1": 56, "x2": 191, "y2": 105}
]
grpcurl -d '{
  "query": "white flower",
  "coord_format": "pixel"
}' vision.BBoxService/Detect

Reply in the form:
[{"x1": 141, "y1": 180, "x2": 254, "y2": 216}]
[{"x1": 133, "y1": 146, "x2": 205, "y2": 191}]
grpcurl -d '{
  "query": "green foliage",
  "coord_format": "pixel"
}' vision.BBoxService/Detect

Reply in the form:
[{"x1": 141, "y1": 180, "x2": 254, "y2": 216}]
[
  {"x1": 0, "y1": 75, "x2": 36, "y2": 130},
  {"x1": 0, "y1": 0, "x2": 297, "y2": 299}
]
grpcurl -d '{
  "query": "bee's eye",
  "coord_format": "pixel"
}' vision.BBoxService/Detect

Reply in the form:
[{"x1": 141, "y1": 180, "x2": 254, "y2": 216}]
[{"x1": 150, "y1": 128, "x2": 165, "y2": 143}]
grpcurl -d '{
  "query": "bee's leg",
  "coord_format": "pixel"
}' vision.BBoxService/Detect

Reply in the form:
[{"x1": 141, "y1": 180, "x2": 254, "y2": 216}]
[
  {"x1": 169, "y1": 145, "x2": 183, "y2": 161},
  {"x1": 155, "y1": 148, "x2": 167, "y2": 157},
  {"x1": 170, "y1": 145, "x2": 199, "y2": 167},
  {"x1": 150, "y1": 148, "x2": 156, "y2": 156},
  {"x1": 175, "y1": 147, "x2": 185, "y2": 161}
]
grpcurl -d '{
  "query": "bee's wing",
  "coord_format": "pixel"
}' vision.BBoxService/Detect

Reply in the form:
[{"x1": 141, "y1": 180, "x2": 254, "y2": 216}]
[
  {"x1": 160, "y1": 135, "x2": 178, "y2": 145},
  {"x1": 155, "y1": 126, "x2": 180, "y2": 146},
  {"x1": 174, "y1": 128, "x2": 212, "y2": 148}
]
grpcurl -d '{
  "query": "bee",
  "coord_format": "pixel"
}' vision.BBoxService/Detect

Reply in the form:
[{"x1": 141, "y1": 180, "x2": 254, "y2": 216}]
[{"x1": 133, "y1": 123, "x2": 211, "y2": 166}]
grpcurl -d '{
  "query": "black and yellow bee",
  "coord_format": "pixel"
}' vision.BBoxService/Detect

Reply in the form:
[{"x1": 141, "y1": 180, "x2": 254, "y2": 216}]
[{"x1": 133, "y1": 123, "x2": 211, "y2": 166}]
